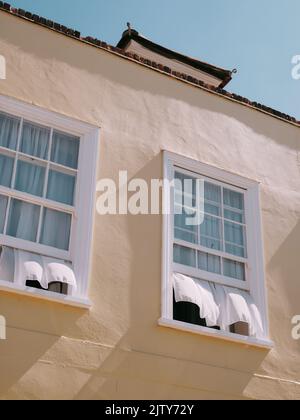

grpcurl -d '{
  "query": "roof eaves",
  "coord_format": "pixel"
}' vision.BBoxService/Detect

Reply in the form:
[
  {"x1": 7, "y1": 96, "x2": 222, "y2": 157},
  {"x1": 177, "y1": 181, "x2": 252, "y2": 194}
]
[
  {"x1": 0, "y1": 2, "x2": 299, "y2": 129},
  {"x1": 117, "y1": 31, "x2": 233, "y2": 84}
]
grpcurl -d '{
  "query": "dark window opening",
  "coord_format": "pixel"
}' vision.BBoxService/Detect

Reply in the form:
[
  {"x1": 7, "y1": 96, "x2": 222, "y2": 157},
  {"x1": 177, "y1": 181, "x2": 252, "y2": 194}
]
[
  {"x1": 25, "y1": 280, "x2": 68, "y2": 295},
  {"x1": 173, "y1": 293, "x2": 220, "y2": 330}
]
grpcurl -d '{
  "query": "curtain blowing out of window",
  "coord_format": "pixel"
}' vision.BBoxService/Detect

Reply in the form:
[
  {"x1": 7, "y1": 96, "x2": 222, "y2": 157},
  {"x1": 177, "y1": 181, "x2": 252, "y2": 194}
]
[
  {"x1": 173, "y1": 273, "x2": 264, "y2": 338},
  {"x1": 0, "y1": 246, "x2": 77, "y2": 291}
]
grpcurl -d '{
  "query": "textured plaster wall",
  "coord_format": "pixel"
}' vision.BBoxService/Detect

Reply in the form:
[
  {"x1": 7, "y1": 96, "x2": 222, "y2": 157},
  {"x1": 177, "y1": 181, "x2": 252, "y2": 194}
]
[{"x1": 0, "y1": 11, "x2": 299, "y2": 400}]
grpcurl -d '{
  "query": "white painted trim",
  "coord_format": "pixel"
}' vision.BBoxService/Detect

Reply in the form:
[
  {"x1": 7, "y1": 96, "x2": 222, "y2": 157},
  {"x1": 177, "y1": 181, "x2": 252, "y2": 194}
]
[
  {"x1": 162, "y1": 151, "x2": 270, "y2": 342},
  {"x1": 162, "y1": 152, "x2": 175, "y2": 319},
  {"x1": 0, "y1": 94, "x2": 100, "y2": 301},
  {"x1": 173, "y1": 263, "x2": 250, "y2": 291},
  {"x1": 174, "y1": 237, "x2": 248, "y2": 264},
  {"x1": 158, "y1": 318, "x2": 273, "y2": 350},
  {"x1": 0, "y1": 235, "x2": 70, "y2": 260},
  {"x1": 249, "y1": 186, "x2": 270, "y2": 337},
  {"x1": 0, "y1": 95, "x2": 96, "y2": 136},
  {"x1": 164, "y1": 150, "x2": 260, "y2": 189},
  {"x1": 0, "y1": 280, "x2": 92, "y2": 309},
  {"x1": 72, "y1": 124, "x2": 99, "y2": 298},
  {"x1": 0, "y1": 185, "x2": 75, "y2": 215}
]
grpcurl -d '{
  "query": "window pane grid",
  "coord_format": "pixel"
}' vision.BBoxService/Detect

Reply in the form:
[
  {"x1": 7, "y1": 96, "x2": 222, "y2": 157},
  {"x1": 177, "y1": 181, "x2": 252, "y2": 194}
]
[
  {"x1": 0, "y1": 187, "x2": 75, "y2": 213},
  {"x1": 0, "y1": 116, "x2": 79, "y2": 253},
  {"x1": 0, "y1": 146, "x2": 15, "y2": 158},
  {"x1": 222, "y1": 217, "x2": 246, "y2": 227},
  {"x1": 199, "y1": 213, "x2": 247, "y2": 228},
  {"x1": 223, "y1": 204, "x2": 244, "y2": 214},
  {"x1": 0, "y1": 121, "x2": 78, "y2": 205},
  {"x1": 174, "y1": 239, "x2": 247, "y2": 264},
  {"x1": 198, "y1": 208, "x2": 247, "y2": 227},
  {"x1": 178, "y1": 189, "x2": 246, "y2": 225},
  {"x1": 176, "y1": 204, "x2": 246, "y2": 229},
  {"x1": 173, "y1": 170, "x2": 248, "y2": 284},
  {"x1": 49, "y1": 161, "x2": 78, "y2": 176},
  {"x1": 7, "y1": 152, "x2": 78, "y2": 174},
  {"x1": 42, "y1": 128, "x2": 53, "y2": 199},
  {"x1": 2, "y1": 196, "x2": 11, "y2": 235},
  {"x1": 175, "y1": 226, "x2": 198, "y2": 244},
  {"x1": 0, "y1": 111, "x2": 20, "y2": 150},
  {"x1": 36, "y1": 206, "x2": 44, "y2": 244},
  {"x1": 225, "y1": 240, "x2": 246, "y2": 249},
  {"x1": 10, "y1": 117, "x2": 23, "y2": 190},
  {"x1": 20, "y1": 120, "x2": 50, "y2": 160},
  {"x1": 1, "y1": 192, "x2": 75, "y2": 251}
]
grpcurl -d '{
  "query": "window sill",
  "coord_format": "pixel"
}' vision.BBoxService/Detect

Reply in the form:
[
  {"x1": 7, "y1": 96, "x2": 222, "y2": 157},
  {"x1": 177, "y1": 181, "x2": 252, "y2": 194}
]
[
  {"x1": 0, "y1": 280, "x2": 92, "y2": 309},
  {"x1": 158, "y1": 318, "x2": 274, "y2": 350}
]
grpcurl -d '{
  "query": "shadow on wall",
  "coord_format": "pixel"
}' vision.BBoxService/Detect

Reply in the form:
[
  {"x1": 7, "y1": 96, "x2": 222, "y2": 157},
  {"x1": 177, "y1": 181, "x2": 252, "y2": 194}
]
[
  {"x1": 268, "y1": 220, "x2": 300, "y2": 313},
  {"x1": 73, "y1": 154, "x2": 270, "y2": 400},
  {"x1": 267, "y1": 220, "x2": 300, "y2": 362},
  {"x1": 0, "y1": 291, "x2": 84, "y2": 398},
  {"x1": 0, "y1": 325, "x2": 58, "y2": 397},
  {"x1": 0, "y1": 154, "x2": 271, "y2": 399}
]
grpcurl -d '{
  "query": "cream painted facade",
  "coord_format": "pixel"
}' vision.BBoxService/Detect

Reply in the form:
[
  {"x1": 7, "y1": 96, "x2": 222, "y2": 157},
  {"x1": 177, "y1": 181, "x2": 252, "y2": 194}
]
[{"x1": 0, "y1": 10, "x2": 300, "y2": 400}]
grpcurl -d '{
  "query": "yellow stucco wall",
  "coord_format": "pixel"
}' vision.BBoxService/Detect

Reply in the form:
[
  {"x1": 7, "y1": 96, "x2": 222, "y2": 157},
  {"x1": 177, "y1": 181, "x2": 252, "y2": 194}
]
[{"x1": 0, "y1": 11, "x2": 299, "y2": 400}]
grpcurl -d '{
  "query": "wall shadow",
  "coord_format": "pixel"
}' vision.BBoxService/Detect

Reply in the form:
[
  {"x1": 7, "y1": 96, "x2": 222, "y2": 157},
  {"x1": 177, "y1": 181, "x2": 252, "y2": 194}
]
[
  {"x1": 0, "y1": 291, "x2": 86, "y2": 398},
  {"x1": 73, "y1": 153, "x2": 269, "y2": 400}
]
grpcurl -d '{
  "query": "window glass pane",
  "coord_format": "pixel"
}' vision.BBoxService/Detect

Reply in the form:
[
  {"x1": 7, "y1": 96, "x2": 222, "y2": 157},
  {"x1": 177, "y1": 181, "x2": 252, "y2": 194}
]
[
  {"x1": 173, "y1": 244, "x2": 196, "y2": 267},
  {"x1": 204, "y1": 202, "x2": 220, "y2": 217},
  {"x1": 175, "y1": 228, "x2": 198, "y2": 244},
  {"x1": 0, "y1": 154, "x2": 14, "y2": 187},
  {"x1": 175, "y1": 172, "x2": 198, "y2": 209},
  {"x1": 201, "y1": 215, "x2": 221, "y2": 239},
  {"x1": 14, "y1": 161, "x2": 46, "y2": 197},
  {"x1": 20, "y1": 122, "x2": 50, "y2": 160},
  {"x1": 0, "y1": 195, "x2": 8, "y2": 233},
  {"x1": 225, "y1": 221, "x2": 245, "y2": 248},
  {"x1": 201, "y1": 237, "x2": 222, "y2": 251},
  {"x1": 200, "y1": 215, "x2": 222, "y2": 251},
  {"x1": 40, "y1": 208, "x2": 71, "y2": 250},
  {"x1": 47, "y1": 170, "x2": 76, "y2": 205},
  {"x1": 205, "y1": 182, "x2": 221, "y2": 204},
  {"x1": 223, "y1": 188, "x2": 244, "y2": 211},
  {"x1": 175, "y1": 204, "x2": 197, "y2": 226},
  {"x1": 0, "y1": 112, "x2": 20, "y2": 150},
  {"x1": 223, "y1": 259, "x2": 245, "y2": 281},
  {"x1": 224, "y1": 208, "x2": 244, "y2": 224},
  {"x1": 51, "y1": 131, "x2": 80, "y2": 169},
  {"x1": 198, "y1": 251, "x2": 221, "y2": 274},
  {"x1": 174, "y1": 204, "x2": 198, "y2": 243},
  {"x1": 7, "y1": 199, "x2": 40, "y2": 242},
  {"x1": 225, "y1": 244, "x2": 245, "y2": 258}
]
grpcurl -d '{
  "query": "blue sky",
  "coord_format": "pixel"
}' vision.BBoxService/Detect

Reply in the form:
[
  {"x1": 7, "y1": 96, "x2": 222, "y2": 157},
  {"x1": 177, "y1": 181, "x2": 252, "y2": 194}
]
[{"x1": 7, "y1": 0, "x2": 300, "y2": 119}]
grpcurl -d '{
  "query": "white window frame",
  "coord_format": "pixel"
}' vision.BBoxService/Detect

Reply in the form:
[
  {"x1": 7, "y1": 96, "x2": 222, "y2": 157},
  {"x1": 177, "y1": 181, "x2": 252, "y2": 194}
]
[
  {"x1": 0, "y1": 95, "x2": 100, "y2": 308},
  {"x1": 160, "y1": 151, "x2": 272, "y2": 348}
]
